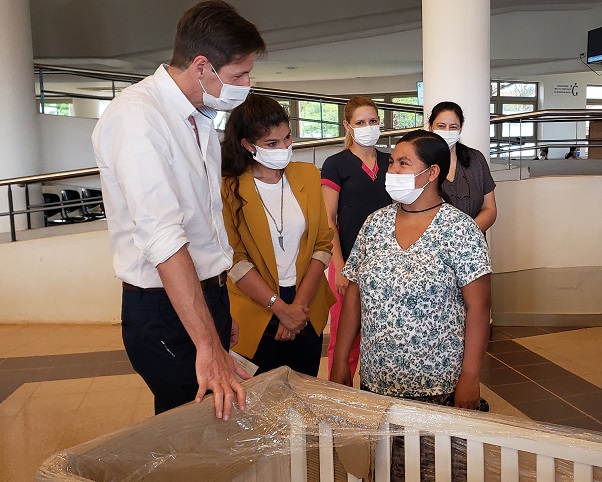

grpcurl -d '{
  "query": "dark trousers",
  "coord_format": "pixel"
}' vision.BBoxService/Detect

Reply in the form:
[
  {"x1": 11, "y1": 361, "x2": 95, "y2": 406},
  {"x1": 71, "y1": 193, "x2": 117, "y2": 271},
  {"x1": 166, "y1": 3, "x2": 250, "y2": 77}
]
[
  {"x1": 249, "y1": 286, "x2": 323, "y2": 377},
  {"x1": 121, "y1": 283, "x2": 231, "y2": 415}
]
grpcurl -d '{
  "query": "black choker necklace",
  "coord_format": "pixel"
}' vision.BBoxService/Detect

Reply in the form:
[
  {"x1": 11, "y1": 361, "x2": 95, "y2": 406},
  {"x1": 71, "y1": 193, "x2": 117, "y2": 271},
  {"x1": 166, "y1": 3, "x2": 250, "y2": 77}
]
[{"x1": 399, "y1": 201, "x2": 445, "y2": 213}]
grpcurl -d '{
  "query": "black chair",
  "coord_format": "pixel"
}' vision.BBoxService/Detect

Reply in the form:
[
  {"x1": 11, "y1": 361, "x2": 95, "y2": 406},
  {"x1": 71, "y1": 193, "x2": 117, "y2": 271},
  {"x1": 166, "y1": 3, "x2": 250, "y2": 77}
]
[
  {"x1": 81, "y1": 188, "x2": 105, "y2": 219},
  {"x1": 42, "y1": 192, "x2": 72, "y2": 226},
  {"x1": 60, "y1": 189, "x2": 88, "y2": 222}
]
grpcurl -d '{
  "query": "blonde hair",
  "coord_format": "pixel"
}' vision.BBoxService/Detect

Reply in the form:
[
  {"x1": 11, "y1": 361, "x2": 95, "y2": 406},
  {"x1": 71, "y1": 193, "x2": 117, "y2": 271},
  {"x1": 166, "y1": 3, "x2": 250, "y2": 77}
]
[{"x1": 344, "y1": 96, "x2": 379, "y2": 149}]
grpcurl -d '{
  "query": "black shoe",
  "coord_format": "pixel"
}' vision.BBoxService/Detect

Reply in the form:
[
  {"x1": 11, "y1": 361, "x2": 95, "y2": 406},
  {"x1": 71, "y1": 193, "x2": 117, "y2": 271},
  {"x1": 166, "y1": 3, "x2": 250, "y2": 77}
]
[{"x1": 479, "y1": 398, "x2": 490, "y2": 412}]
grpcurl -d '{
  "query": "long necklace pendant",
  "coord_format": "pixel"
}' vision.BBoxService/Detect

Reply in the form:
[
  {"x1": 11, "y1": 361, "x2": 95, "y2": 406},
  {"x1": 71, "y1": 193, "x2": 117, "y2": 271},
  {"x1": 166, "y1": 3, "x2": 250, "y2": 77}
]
[{"x1": 278, "y1": 235, "x2": 285, "y2": 251}]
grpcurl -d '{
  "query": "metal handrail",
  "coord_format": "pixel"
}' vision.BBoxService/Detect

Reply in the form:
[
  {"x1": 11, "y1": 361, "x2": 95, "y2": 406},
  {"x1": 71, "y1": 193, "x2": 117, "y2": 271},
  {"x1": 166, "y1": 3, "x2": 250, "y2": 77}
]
[{"x1": 34, "y1": 63, "x2": 423, "y2": 114}]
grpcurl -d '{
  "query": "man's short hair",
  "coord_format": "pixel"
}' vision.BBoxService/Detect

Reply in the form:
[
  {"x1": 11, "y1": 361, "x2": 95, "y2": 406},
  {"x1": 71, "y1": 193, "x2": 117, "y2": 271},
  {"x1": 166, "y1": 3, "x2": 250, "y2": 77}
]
[{"x1": 171, "y1": 0, "x2": 266, "y2": 71}]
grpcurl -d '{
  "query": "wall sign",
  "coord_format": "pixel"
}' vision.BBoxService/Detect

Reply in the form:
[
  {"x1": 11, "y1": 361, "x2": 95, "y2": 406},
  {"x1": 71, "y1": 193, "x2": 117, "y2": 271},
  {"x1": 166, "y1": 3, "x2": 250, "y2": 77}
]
[{"x1": 553, "y1": 83, "x2": 579, "y2": 96}]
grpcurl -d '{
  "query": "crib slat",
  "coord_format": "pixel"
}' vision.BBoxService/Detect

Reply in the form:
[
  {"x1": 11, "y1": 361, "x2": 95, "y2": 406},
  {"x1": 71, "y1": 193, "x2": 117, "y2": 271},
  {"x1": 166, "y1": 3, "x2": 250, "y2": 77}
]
[
  {"x1": 289, "y1": 410, "x2": 307, "y2": 482},
  {"x1": 501, "y1": 447, "x2": 519, "y2": 482},
  {"x1": 466, "y1": 439, "x2": 485, "y2": 482},
  {"x1": 374, "y1": 423, "x2": 391, "y2": 482},
  {"x1": 318, "y1": 422, "x2": 334, "y2": 482},
  {"x1": 574, "y1": 462, "x2": 594, "y2": 482},
  {"x1": 536, "y1": 454, "x2": 555, "y2": 482},
  {"x1": 404, "y1": 428, "x2": 421, "y2": 482},
  {"x1": 434, "y1": 434, "x2": 452, "y2": 481}
]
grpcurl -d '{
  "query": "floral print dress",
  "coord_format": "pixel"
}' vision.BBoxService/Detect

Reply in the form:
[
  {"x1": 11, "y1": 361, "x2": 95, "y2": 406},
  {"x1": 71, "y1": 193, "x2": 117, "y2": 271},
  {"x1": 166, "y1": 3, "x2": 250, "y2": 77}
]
[{"x1": 342, "y1": 203, "x2": 491, "y2": 398}]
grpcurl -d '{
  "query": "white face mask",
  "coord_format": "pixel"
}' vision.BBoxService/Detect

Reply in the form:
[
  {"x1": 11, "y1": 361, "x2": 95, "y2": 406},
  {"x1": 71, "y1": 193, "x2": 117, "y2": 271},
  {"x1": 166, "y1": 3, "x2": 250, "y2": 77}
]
[
  {"x1": 199, "y1": 64, "x2": 250, "y2": 111},
  {"x1": 351, "y1": 125, "x2": 381, "y2": 147},
  {"x1": 253, "y1": 144, "x2": 293, "y2": 170},
  {"x1": 385, "y1": 167, "x2": 430, "y2": 204},
  {"x1": 433, "y1": 130, "x2": 460, "y2": 149}
]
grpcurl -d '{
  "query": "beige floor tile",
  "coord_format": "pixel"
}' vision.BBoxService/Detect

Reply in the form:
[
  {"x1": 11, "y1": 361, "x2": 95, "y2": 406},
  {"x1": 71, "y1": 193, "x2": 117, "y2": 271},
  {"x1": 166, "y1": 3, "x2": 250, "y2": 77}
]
[
  {"x1": 130, "y1": 404, "x2": 155, "y2": 424},
  {"x1": 78, "y1": 387, "x2": 142, "y2": 411},
  {"x1": 23, "y1": 392, "x2": 86, "y2": 414},
  {"x1": 516, "y1": 327, "x2": 602, "y2": 388},
  {"x1": 88, "y1": 374, "x2": 144, "y2": 392},
  {"x1": 0, "y1": 397, "x2": 27, "y2": 418},
  {"x1": 6, "y1": 381, "x2": 41, "y2": 400},
  {"x1": 0, "y1": 324, "x2": 123, "y2": 358},
  {"x1": 0, "y1": 383, "x2": 42, "y2": 419},
  {"x1": 34, "y1": 378, "x2": 94, "y2": 397}
]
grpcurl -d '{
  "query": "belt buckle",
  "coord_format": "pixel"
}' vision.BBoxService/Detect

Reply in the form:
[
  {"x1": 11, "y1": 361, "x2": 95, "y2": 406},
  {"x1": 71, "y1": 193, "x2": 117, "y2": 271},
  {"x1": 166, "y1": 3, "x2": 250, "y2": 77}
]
[{"x1": 218, "y1": 272, "x2": 226, "y2": 287}]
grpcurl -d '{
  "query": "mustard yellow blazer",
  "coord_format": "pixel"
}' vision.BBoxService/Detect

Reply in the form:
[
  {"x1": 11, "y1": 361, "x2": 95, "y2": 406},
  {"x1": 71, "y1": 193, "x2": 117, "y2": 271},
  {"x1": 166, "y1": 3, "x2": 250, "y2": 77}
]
[{"x1": 221, "y1": 162, "x2": 336, "y2": 359}]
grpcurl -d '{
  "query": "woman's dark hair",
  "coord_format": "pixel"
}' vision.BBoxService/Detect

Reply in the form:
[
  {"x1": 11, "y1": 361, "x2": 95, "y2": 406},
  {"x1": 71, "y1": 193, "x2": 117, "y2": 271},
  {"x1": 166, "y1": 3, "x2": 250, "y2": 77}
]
[
  {"x1": 171, "y1": 0, "x2": 266, "y2": 70},
  {"x1": 428, "y1": 101, "x2": 471, "y2": 168},
  {"x1": 221, "y1": 94, "x2": 290, "y2": 223},
  {"x1": 396, "y1": 130, "x2": 450, "y2": 188},
  {"x1": 565, "y1": 146, "x2": 578, "y2": 159}
]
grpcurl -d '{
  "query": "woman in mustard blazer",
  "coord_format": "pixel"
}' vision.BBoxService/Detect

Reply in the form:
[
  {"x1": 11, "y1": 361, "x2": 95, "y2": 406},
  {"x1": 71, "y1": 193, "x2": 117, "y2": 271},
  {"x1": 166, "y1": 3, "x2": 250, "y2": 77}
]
[{"x1": 221, "y1": 94, "x2": 335, "y2": 377}]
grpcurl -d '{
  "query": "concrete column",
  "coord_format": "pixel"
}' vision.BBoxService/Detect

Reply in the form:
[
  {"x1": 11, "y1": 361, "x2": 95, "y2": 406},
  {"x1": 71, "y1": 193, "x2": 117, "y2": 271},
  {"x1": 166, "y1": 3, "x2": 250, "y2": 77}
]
[
  {"x1": 422, "y1": 0, "x2": 491, "y2": 161},
  {"x1": 0, "y1": 0, "x2": 43, "y2": 234}
]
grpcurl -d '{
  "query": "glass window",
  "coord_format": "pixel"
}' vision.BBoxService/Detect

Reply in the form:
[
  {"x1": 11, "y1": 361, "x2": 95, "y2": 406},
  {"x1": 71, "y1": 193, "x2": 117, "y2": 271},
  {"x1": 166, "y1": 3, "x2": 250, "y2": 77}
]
[
  {"x1": 586, "y1": 85, "x2": 602, "y2": 99},
  {"x1": 278, "y1": 100, "x2": 291, "y2": 115},
  {"x1": 391, "y1": 96, "x2": 422, "y2": 129},
  {"x1": 499, "y1": 82, "x2": 536, "y2": 98},
  {"x1": 298, "y1": 101, "x2": 339, "y2": 138},
  {"x1": 501, "y1": 103, "x2": 534, "y2": 137},
  {"x1": 40, "y1": 102, "x2": 73, "y2": 116},
  {"x1": 491, "y1": 82, "x2": 498, "y2": 96}
]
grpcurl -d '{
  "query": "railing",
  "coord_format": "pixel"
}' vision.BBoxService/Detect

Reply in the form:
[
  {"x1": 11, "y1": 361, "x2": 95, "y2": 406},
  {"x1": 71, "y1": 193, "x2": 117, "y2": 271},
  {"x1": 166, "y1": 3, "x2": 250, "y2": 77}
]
[
  {"x1": 0, "y1": 168, "x2": 101, "y2": 242},
  {"x1": 5, "y1": 66, "x2": 602, "y2": 242}
]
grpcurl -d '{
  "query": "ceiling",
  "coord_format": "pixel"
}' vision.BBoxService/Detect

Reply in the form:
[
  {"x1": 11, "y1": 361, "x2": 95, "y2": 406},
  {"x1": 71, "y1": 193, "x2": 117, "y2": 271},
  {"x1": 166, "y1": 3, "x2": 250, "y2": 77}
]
[{"x1": 29, "y1": 0, "x2": 602, "y2": 87}]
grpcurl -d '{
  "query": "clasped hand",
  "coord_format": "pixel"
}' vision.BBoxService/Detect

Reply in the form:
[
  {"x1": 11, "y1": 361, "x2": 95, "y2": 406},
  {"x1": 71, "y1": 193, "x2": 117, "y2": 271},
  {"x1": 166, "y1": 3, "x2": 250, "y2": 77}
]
[{"x1": 273, "y1": 302, "x2": 308, "y2": 341}]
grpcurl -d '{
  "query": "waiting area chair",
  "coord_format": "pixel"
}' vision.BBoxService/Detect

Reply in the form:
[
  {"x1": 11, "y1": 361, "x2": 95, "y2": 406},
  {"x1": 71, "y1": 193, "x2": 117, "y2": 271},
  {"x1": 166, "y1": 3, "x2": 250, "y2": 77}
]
[
  {"x1": 42, "y1": 193, "x2": 72, "y2": 226},
  {"x1": 60, "y1": 189, "x2": 88, "y2": 222},
  {"x1": 81, "y1": 188, "x2": 105, "y2": 219}
]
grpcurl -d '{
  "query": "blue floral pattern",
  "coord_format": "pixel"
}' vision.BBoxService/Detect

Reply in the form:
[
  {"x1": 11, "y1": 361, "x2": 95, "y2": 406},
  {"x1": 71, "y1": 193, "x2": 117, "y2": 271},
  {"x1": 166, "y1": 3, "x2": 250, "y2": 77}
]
[{"x1": 343, "y1": 203, "x2": 491, "y2": 398}]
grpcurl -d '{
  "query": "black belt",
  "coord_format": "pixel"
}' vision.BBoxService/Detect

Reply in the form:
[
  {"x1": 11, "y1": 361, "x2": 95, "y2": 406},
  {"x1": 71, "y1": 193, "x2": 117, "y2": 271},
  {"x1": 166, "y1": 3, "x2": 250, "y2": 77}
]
[{"x1": 122, "y1": 271, "x2": 227, "y2": 292}]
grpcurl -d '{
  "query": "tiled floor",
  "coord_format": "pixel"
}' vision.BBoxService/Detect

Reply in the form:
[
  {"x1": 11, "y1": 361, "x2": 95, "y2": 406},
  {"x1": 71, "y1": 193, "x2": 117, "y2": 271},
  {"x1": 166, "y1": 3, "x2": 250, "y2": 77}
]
[{"x1": 0, "y1": 324, "x2": 601, "y2": 481}]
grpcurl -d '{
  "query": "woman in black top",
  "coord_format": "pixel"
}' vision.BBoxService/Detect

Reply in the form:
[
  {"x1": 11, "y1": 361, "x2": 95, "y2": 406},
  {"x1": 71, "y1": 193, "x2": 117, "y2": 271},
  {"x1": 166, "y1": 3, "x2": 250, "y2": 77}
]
[
  {"x1": 321, "y1": 96, "x2": 391, "y2": 378},
  {"x1": 427, "y1": 101, "x2": 497, "y2": 232}
]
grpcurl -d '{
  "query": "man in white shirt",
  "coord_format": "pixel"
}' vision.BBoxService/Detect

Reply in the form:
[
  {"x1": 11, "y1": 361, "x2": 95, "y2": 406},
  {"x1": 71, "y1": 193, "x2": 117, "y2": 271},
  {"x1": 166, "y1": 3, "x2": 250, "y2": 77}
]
[{"x1": 92, "y1": 0, "x2": 266, "y2": 418}]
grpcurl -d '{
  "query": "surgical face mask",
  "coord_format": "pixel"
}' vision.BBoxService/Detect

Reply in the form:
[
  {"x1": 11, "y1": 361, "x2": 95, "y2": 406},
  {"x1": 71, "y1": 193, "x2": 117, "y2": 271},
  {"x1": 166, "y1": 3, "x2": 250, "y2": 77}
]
[
  {"x1": 199, "y1": 64, "x2": 250, "y2": 111},
  {"x1": 433, "y1": 129, "x2": 460, "y2": 148},
  {"x1": 385, "y1": 167, "x2": 430, "y2": 204},
  {"x1": 253, "y1": 144, "x2": 293, "y2": 170},
  {"x1": 351, "y1": 125, "x2": 381, "y2": 147}
]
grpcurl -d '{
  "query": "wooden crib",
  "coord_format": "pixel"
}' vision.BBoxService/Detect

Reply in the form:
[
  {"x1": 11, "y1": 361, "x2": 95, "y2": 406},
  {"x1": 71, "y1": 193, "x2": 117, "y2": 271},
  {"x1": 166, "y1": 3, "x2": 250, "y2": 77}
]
[{"x1": 38, "y1": 367, "x2": 602, "y2": 481}]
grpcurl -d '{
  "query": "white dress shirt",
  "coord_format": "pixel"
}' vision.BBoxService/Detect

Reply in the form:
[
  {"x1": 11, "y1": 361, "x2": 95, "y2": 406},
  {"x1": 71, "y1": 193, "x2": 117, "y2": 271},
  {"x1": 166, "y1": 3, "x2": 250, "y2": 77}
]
[{"x1": 92, "y1": 65, "x2": 233, "y2": 288}]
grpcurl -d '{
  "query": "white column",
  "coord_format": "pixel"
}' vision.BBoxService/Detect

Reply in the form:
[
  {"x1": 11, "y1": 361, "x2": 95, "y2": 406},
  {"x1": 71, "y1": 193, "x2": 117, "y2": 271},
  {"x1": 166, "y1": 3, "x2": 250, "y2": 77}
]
[
  {"x1": 422, "y1": 0, "x2": 491, "y2": 161},
  {"x1": 0, "y1": 0, "x2": 43, "y2": 234}
]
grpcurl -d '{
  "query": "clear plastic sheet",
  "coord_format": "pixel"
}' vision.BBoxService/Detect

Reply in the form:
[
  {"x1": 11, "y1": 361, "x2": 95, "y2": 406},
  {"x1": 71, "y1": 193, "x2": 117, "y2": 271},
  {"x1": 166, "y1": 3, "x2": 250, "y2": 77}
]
[{"x1": 37, "y1": 366, "x2": 602, "y2": 481}]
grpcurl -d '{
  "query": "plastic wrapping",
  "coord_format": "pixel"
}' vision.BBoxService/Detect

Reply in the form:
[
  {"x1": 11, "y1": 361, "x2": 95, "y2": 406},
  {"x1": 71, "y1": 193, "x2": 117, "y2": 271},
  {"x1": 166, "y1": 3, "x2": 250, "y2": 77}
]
[{"x1": 38, "y1": 367, "x2": 602, "y2": 481}]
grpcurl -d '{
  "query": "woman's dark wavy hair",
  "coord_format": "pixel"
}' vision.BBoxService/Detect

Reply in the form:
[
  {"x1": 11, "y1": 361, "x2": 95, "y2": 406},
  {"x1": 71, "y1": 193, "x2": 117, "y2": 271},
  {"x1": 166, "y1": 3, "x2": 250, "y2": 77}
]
[
  {"x1": 396, "y1": 130, "x2": 450, "y2": 189},
  {"x1": 427, "y1": 101, "x2": 471, "y2": 168},
  {"x1": 221, "y1": 94, "x2": 290, "y2": 224}
]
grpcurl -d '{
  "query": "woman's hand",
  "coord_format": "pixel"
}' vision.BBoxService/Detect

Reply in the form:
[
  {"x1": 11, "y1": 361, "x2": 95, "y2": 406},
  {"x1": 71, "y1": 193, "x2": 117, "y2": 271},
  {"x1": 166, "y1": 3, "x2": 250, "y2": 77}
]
[
  {"x1": 330, "y1": 359, "x2": 352, "y2": 386},
  {"x1": 275, "y1": 322, "x2": 297, "y2": 341},
  {"x1": 335, "y1": 271, "x2": 349, "y2": 296},
  {"x1": 273, "y1": 302, "x2": 308, "y2": 334},
  {"x1": 453, "y1": 373, "x2": 480, "y2": 410}
]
